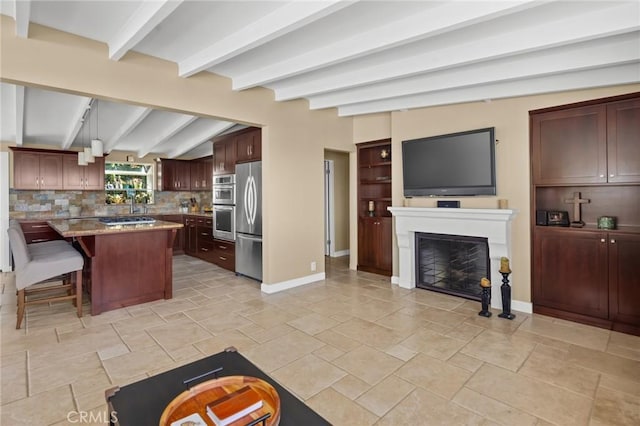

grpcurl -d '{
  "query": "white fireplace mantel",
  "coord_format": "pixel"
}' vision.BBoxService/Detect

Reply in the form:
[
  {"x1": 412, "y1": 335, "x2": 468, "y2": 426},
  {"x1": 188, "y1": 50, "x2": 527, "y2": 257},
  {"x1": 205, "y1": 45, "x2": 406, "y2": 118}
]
[{"x1": 388, "y1": 207, "x2": 518, "y2": 310}]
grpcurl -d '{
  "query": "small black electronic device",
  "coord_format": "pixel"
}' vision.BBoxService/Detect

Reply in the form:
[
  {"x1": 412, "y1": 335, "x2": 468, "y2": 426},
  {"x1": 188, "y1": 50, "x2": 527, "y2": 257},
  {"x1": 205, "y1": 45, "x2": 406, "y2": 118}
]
[
  {"x1": 437, "y1": 200, "x2": 460, "y2": 208},
  {"x1": 536, "y1": 210, "x2": 569, "y2": 227}
]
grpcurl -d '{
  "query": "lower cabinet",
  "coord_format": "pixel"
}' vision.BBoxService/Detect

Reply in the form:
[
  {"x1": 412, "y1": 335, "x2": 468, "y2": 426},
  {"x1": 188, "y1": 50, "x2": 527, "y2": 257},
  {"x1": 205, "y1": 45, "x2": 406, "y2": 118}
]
[
  {"x1": 357, "y1": 216, "x2": 392, "y2": 276},
  {"x1": 212, "y1": 239, "x2": 235, "y2": 271},
  {"x1": 183, "y1": 216, "x2": 198, "y2": 255},
  {"x1": 160, "y1": 215, "x2": 184, "y2": 254},
  {"x1": 19, "y1": 221, "x2": 64, "y2": 244},
  {"x1": 533, "y1": 228, "x2": 640, "y2": 334}
]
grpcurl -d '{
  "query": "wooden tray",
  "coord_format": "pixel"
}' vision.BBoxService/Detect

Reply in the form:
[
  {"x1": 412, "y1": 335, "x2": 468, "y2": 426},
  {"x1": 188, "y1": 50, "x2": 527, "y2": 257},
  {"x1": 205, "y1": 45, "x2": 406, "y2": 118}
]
[{"x1": 160, "y1": 376, "x2": 281, "y2": 426}]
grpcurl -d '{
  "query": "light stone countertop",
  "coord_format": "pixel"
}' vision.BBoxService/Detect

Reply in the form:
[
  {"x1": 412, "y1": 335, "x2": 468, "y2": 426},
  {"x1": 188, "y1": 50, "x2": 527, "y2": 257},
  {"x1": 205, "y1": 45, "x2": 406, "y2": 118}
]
[{"x1": 47, "y1": 218, "x2": 183, "y2": 238}]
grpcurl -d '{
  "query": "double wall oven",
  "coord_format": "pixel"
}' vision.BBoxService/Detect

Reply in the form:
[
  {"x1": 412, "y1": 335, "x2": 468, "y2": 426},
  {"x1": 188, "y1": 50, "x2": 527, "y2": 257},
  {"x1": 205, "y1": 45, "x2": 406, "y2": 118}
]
[{"x1": 212, "y1": 174, "x2": 235, "y2": 241}]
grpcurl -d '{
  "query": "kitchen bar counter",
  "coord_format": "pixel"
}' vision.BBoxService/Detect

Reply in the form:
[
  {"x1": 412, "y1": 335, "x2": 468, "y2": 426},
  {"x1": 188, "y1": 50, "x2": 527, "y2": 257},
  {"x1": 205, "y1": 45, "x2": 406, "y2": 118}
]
[{"x1": 47, "y1": 218, "x2": 183, "y2": 315}]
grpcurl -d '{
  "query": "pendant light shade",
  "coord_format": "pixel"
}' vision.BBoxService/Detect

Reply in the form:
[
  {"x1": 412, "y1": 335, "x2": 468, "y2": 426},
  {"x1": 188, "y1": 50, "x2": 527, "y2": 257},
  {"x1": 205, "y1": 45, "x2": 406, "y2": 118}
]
[
  {"x1": 91, "y1": 138, "x2": 104, "y2": 157},
  {"x1": 78, "y1": 151, "x2": 88, "y2": 166},
  {"x1": 84, "y1": 146, "x2": 95, "y2": 163}
]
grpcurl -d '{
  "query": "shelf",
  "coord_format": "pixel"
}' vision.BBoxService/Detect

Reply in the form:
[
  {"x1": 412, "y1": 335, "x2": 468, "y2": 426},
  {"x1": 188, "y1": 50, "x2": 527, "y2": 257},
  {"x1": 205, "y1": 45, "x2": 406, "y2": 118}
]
[
  {"x1": 361, "y1": 179, "x2": 391, "y2": 184},
  {"x1": 360, "y1": 161, "x2": 391, "y2": 168}
]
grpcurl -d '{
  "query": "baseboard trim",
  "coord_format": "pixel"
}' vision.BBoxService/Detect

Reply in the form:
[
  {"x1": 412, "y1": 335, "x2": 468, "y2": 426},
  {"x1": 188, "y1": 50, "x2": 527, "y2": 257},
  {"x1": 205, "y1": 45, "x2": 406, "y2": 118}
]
[
  {"x1": 511, "y1": 300, "x2": 533, "y2": 314},
  {"x1": 261, "y1": 272, "x2": 326, "y2": 294},
  {"x1": 391, "y1": 275, "x2": 399, "y2": 285},
  {"x1": 332, "y1": 249, "x2": 350, "y2": 258}
]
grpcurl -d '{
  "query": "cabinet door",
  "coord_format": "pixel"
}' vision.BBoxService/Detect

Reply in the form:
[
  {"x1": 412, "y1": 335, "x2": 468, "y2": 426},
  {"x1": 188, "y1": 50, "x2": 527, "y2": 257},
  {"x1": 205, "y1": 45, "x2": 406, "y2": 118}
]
[
  {"x1": 531, "y1": 105, "x2": 607, "y2": 185},
  {"x1": 236, "y1": 130, "x2": 261, "y2": 163},
  {"x1": 161, "y1": 160, "x2": 177, "y2": 190},
  {"x1": 177, "y1": 160, "x2": 191, "y2": 190},
  {"x1": 191, "y1": 161, "x2": 203, "y2": 190},
  {"x1": 184, "y1": 217, "x2": 198, "y2": 254},
  {"x1": 13, "y1": 151, "x2": 41, "y2": 189},
  {"x1": 38, "y1": 153, "x2": 64, "y2": 189},
  {"x1": 83, "y1": 157, "x2": 105, "y2": 190},
  {"x1": 358, "y1": 218, "x2": 378, "y2": 269},
  {"x1": 607, "y1": 98, "x2": 640, "y2": 184},
  {"x1": 203, "y1": 157, "x2": 213, "y2": 189},
  {"x1": 62, "y1": 155, "x2": 85, "y2": 189},
  {"x1": 223, "y1": 140, "x2": 236, "y2": 173},
  {"x1": 533, "y1": 229, "x2": 609, "y2": 319},
  {"x1": 358, "y1": 217, "x2": 392, "y2": 275},
  {"x1": 608, "y1": 233, "x2": 640, "y2": 326},
  {"x1": 213, "y1": 141, "x2": 227, "y2": 175}
]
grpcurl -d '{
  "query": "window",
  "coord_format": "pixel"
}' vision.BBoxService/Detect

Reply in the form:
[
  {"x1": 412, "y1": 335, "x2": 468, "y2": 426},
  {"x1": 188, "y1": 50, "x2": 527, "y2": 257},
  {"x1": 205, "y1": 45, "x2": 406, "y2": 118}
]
[{"x1": 105, "y1": 162, "x2": 154, "y2": 204}]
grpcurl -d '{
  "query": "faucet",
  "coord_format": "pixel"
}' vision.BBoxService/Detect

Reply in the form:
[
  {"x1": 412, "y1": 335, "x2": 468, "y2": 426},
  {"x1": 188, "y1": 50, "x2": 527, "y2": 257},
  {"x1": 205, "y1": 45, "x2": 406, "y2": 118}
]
[{"x1": 130, "y1": 196, "x2": 138, "y2": 214}]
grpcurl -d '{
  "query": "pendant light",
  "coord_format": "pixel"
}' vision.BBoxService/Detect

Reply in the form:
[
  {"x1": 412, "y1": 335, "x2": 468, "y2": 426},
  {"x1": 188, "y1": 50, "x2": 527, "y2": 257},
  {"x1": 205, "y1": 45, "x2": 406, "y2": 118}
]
[
  {"x1": 91, "y1": 99, "x2": 104, "y2": 157},
  {"x1": 84, "y1": 99, "x2": 95, "y2": 163},
  {"x1": 78, "y1": 117, "x2": 88, "y2": 166}
]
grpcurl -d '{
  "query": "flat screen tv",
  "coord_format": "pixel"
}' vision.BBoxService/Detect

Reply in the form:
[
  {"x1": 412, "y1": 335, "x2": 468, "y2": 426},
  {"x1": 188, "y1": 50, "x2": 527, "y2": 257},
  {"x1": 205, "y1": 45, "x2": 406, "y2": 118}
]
[{"x1": 402, "y1": 127, "x2": 496, "y2": 197}]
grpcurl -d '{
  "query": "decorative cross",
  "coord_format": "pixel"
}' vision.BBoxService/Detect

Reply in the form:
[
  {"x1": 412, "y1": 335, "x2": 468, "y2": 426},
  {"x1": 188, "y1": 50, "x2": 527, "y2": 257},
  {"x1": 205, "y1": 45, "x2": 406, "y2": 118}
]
[{"x1": 564, "y1": 191, "x2": 590, "y2": 225}]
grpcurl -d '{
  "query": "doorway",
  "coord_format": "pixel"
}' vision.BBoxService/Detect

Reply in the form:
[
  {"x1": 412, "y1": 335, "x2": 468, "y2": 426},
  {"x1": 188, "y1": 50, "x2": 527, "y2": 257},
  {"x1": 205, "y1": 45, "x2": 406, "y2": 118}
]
[{"x1": 324, "y1": 150, "x2": 350, "y2": 258}]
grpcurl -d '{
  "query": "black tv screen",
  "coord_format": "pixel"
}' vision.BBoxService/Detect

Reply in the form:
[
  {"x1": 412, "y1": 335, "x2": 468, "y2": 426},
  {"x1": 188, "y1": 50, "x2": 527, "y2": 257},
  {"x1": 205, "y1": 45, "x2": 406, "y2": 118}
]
[{"x1": 402, "y1": 127, "x2": 496, "y2": 197}]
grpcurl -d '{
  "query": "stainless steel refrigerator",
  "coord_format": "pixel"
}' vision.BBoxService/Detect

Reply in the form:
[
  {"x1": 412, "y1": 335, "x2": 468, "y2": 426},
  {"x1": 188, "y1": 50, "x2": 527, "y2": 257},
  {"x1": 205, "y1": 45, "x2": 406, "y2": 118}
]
[{"x1": 235, "y1": 161, "x2": 262, "y2": 281}]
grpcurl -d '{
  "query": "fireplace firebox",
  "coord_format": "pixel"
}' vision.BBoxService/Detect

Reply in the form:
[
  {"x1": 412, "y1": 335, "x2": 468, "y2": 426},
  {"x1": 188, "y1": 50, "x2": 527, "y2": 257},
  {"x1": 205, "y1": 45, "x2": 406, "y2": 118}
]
[{"x1": 415, "y1": 232, "x2": 490, "y2": 301}]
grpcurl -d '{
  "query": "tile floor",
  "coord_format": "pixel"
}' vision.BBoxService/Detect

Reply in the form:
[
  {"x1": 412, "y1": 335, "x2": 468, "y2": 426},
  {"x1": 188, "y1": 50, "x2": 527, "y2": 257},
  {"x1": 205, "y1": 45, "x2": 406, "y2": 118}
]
[{"x1": 1, "y1": 255, "x2": 639, "y2": 425}]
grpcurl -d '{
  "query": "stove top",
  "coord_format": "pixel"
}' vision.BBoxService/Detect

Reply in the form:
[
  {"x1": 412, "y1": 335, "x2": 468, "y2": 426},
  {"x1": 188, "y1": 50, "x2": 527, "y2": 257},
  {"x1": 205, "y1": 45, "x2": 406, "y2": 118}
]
[{"x1": 99, "y1": 216, "x2": 157, "y2": 226}]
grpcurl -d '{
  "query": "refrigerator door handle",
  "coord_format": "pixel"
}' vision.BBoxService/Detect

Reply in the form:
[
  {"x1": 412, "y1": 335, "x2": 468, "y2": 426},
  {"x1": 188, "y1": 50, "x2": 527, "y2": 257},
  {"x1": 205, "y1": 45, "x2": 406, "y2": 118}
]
[
  {"x1": 237, "y1": 234, "x2": 262, "y2": 242},
  {"x1": 244, "y1": 175, "x2": 257, "y2": 226}
]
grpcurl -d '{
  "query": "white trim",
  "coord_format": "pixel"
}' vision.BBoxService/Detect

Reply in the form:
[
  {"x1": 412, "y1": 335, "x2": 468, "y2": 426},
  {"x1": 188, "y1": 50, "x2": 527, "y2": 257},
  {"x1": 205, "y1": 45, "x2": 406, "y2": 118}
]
[
  {"x1": 391, "y1": 275, "x2": 399, "y2": 285},
  {"x1": 261, "y1": 272, "x2": 326, "y2": 294},
  {"x1": 332, "y1": 249, "x2": 350, "y2": 258},
  {"x1": 324, "y1": 160, "x2": 336, "y2": 257},
  {"x1": 0, "y1": 152, "x2": 11, "y2": 271},
  {"x1": 511, "y1": 300, "x2": 533, "y2": 314}
]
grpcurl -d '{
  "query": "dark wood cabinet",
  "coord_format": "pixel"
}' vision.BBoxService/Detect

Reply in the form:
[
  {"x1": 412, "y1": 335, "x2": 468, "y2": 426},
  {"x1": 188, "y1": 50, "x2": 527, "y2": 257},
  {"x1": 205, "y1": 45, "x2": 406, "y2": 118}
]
[
  {"x1": 357, "y1": 140, "x2": 392, "y2": 276},
  {"x1": 213, "y1": 139, "x2": 236, "y2": 175},
  {"x1": 19, "y1": 221, "x2": 64, "y2": 244},
  {"x1": 160, "y1": 159, "x2": 191, "y2": 191},
  {"x1": 212, "y1": 239, "x2": 235, "y2": 271},
  {"x1": 530, "y1": 92, "x2": 640, "y2": 335},
  {"x1": 190, "y1": 157, "x2": 213, "y2": 190},
  {"x1": 236, "y1": 128, "x2": 262, "y2": 163},
  {"x1": 62, "y1": 155, "x2": 105, "y2": 190},
  {"x1": 183, "y1": 216, "x2": 198, "y2": 254},
  {"x1": 358, "y1": 216, "x2": 392, "y2": 276},
  {"x1": 160, "y1": 215, "x2": 185, "y2": 254},
  {"x1": 13, "y1": 150, "x2": 64, "y2": 190}
]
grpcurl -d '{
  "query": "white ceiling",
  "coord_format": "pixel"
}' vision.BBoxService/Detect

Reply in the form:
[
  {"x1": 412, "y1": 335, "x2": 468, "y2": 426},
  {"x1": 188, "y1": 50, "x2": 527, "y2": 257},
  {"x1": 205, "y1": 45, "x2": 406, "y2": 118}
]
[{"x1": 1, "y1": 0, "x2": 639, "y2": 158}]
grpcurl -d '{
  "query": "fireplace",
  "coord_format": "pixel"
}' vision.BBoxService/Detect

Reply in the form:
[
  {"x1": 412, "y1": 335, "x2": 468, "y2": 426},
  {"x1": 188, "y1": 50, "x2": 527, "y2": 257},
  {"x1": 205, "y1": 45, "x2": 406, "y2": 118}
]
[
  {"x1": 415, "y1": 232, "x2": 489, "y2": 301},
  {"x1": 388, "y1": 207, "x2": 518, "y2": 310}
]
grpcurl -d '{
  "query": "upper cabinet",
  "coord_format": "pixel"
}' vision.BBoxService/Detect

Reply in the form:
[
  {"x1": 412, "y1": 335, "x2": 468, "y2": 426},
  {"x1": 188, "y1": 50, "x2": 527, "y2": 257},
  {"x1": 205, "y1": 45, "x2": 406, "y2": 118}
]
[
  {"x1": 13, "y1": 148, "x2": 106, "y2": 191},
  {"x1": 531, "y1": 97, "x2": 640, "y2": 185},
  {"x1": 158, "y1": 159, "x2": 191, "y2": 191},
  {"x1": 236, "y1": 128, "x2": 262, "y2": 164},
  {"x1": 13, "y1": 150, "x2": 64, "y2": 190},
  {"x1": 212, "y1": 127, "x2": 261, "y2": 175},
  {"x1": 213, "y1": 138, "x2": 236, "y2": 175},
  {"x1": 190, "y1": 157, "x2": 213, "y2": 190},
  {"x1": 63, "y1": 155, "x2": 105, "y2": 190}
]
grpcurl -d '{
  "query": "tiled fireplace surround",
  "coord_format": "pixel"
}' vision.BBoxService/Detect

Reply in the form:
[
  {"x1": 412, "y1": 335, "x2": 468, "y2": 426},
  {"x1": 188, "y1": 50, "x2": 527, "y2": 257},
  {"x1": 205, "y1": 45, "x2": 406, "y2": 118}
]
[{"x1": 388, "y1": 207, "x2": 525, "y2": 312}]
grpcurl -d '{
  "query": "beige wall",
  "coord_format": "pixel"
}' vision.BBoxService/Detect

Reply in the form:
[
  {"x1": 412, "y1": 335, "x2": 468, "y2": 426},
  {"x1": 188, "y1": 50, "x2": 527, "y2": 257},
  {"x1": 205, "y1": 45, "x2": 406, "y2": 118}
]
[
  {"x1": 324, "y1": 150, "x2": 350, "y2": 254},
  {"x1": 352, "y1": 84, "x2": 640, "y2": 303},
  {"x1": 0, "y1": 17, "x2": 354, "y2": 286}
]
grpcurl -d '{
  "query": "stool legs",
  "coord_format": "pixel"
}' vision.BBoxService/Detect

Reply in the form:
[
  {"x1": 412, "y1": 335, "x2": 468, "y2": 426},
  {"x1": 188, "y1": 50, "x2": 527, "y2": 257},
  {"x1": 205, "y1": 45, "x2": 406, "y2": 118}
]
[
  {"x1": 16, "y1": 289, "x2": 26, "y2": 329},
  {"x1": 75, "y1": 269, "x2": 83, "y2": 318}
]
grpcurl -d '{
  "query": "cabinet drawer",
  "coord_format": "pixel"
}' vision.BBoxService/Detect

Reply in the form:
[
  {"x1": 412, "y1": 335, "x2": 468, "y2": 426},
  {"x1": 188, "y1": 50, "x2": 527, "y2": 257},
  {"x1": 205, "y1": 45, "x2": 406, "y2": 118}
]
[
  {"x1": 21, "y1": 222, "x2": 55, "y2": 233},
  {"x1": 25, "y1": 231, "x2": 63, "y2": 244},
  {"x1": 215, "y1": 251, "x2": 235, "y2": 272},
  {"x1": 213, "y1": 239, "x2": 234, "y2": 254},
  {"x1": 197, "y1": 226, "x2": 214, "y2": 243},
  {"x1": 197, "y1": 240, "x2": 216, "y2": 263}
]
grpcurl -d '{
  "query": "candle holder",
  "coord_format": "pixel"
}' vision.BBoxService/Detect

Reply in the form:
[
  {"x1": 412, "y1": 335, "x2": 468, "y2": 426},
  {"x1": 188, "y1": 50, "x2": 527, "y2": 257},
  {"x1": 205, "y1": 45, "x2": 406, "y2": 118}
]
[
  {"x1": 478, "y1": 278, "x2": 492, "y2": 317},
  {"x1": 498, "y1": 271, "x2": 515, "y2": 320},
  {"x1": 368, "y1": 200, "x2": 375, "y2": 217}
]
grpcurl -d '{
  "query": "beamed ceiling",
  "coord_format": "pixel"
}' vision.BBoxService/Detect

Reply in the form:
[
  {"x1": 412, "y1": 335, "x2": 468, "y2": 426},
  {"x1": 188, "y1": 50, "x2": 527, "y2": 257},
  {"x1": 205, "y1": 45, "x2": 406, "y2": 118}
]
[{"x1": 1, "y1": 0, "x2": 638, "y2": 158}]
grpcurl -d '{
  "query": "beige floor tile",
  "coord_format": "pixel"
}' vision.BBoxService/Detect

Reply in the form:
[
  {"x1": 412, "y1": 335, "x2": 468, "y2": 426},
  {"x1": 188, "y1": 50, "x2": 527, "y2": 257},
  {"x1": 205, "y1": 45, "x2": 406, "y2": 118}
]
[
  {"x1": 102, "y1": 345, "x2": 174, "y2": 383},
  {"x1": 149, "y1": 298, "x2": 199, "y2": 318},
  {"x1": 461, "y1": 329, "x2": 536, "y2": 371},
  {"x1": 332, "y1": 345, "x2": 403, "y2": 385},
  {"x1": 0, "y1": 384, "x2": 75, "y2": 425},
  {"x1": 145, "y1": 318, "x2": 213, "y2": 351},
  {"x1": 193, "y1": 329, "x2": 258, "y2": 355},
  {"x1": 314, "y1": 328, "x2": 361, "y2": 352},
  {"x1": 599, "y1": 373, "x2": 640, "y2": 397},
  {"x1": 197, "y1": 311, "x2": 254, "y2": 334},
  {"x1": 272, "y1": 354, "x2": 346, "y2": 399},
  {"x1": 242, "y1": 330, "x2": 324, "y2": 372},
  {"x1": 395, "y1": 352, "x2": 471, "y2": 399},
  {"x1": 286, "y1": 312, "x2": 340, "y2": 335},
  {"x1": 332, "y1": 317, "x2": 404, "y2": 350},
  {"x1": 242, "y1": 306, "x2": 298, "y2": 329},
  {"x1": 70, "y1": 369, "x2": 113, "y2": 398},
  {"x1": 607, "y1": 331, "x2": 640, "y2": 361},
  {"x1": 0, "y1": 353, "x2": 27, "y2": 404},
  {"x1": 447, "y1": 352, "x2": 484, "y2": 373},
  {"x1": 111, "y1": 311, "x2": 166, "y2": 335},
  {"x1": 519, "y1": 346, "x2": 600, "y2": 396},
  {"x1": 399, "y1": 328, "x2": 467, "y2": 360},
  {"x1": 466, "y1": 364, "x2": 593, "y2": 425},
  {"x1": 238, "y1": 322, "x2": 295, "y2": 344},
  {"x1": 591, "y1": 386, "x2": 640, "y2": 426},
  {"x1": 453, "y1": 387, "x2": 538, "y2": 426},
  {"x1": 331, "y1": 374, "x2": 371, "y2": 400},
  {"x1": 567, "y1": 343, "x2": 640, "y2": 382},
  {"x1": 356, "y1": 374, "x2": 415, "y2": 417},
  {"x1": 312, "y1": 344, "x2": 344, "y2": 362},
  {"x1": 30, "y1": 351, "x2": 104, "y2": 395},
  {"x1": 306, "y1": 387, "x2": 378, "y2": 426},
  {"x1": 519, "y1": 315, "x2": 611, "y2": 351},
  {"x1": 377, "y1": 387, "x2": 483, "y2": 426},
  {"x1": 98, "y1": 342, "x2": 130, "y2": 360},
  {"x1": 384, "y1": 344, "x2": 418, "y2": 362}
]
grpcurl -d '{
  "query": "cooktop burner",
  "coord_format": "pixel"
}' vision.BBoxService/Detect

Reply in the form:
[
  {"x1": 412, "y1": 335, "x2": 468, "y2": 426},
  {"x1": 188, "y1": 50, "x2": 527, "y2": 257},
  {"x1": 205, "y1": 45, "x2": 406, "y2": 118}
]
[{"x1": 99, "y1": 216, "x2": 156, "y2": 226}]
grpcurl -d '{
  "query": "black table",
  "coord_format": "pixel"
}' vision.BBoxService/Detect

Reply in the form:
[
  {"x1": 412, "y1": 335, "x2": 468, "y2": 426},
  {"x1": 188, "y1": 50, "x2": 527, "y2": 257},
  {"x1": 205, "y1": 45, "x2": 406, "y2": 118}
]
[{"x1": 106, "y1": 347, "x2": 330, "y2": 426}]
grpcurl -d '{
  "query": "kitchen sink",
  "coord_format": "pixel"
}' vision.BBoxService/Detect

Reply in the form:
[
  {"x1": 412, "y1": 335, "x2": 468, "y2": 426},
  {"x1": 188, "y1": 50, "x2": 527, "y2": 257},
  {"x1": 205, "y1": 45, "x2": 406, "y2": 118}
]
[{"x1": 99, "y1": 216, "x2": 156, "y2": 226}]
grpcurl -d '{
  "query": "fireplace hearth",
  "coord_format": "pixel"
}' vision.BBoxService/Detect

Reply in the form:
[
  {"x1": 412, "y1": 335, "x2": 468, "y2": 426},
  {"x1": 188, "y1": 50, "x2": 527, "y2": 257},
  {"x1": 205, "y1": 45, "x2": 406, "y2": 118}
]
[{"x1": 415, "y1": 232, "x2": 489, "y2": 301}]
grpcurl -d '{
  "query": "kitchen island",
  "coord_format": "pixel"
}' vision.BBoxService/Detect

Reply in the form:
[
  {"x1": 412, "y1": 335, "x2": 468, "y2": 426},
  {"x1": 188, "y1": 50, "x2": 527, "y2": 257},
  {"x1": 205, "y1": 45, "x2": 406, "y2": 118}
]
[{"x1": 47, "y1": 218, "x2": 183, "y2": 315}]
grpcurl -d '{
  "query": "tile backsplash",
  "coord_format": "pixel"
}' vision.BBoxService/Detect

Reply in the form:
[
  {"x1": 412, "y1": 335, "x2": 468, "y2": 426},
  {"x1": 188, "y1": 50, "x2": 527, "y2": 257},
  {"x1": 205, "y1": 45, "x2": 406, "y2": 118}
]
[{"x1": 9, "y1": 190, "x2": 213, "y2": 219}]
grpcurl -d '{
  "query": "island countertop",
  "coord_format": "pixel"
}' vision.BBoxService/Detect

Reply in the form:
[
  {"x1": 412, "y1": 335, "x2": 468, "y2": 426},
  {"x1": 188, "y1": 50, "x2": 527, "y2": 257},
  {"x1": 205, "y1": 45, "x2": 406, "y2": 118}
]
[{"x1": 47, "y1": 218, "x2": 183, "y2": 238}]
